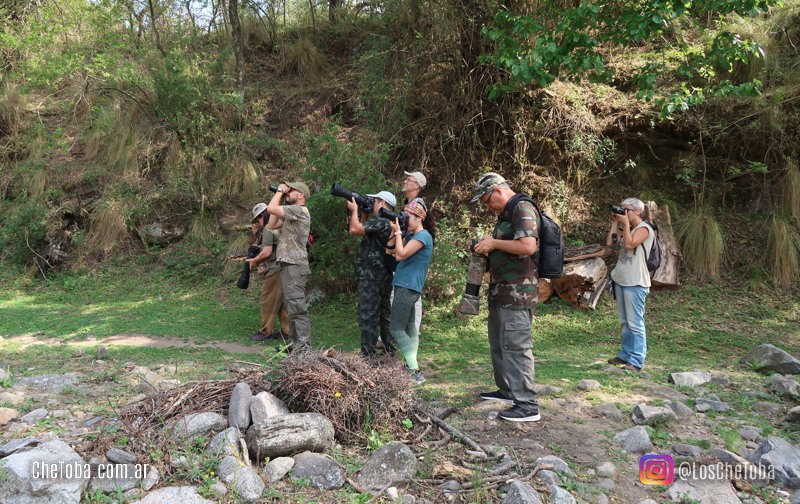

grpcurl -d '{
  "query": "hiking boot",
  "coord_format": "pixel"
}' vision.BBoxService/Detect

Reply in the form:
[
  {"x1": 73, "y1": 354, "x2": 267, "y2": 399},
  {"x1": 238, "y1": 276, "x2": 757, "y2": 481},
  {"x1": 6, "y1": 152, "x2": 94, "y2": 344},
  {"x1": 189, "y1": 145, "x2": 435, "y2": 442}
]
[
  {"x1": 498, "y1": 405, "x2": 541, "y2": 423},
  {"x1": 607, "y1": 356, "x2": 628, "y2": 365},
  {"x1": 250, "y1": 332, "x2": 270, "y2": 341},
  {"x1": 621, "y1": 363, "x2": 642, "y2": 372},
  {"x1": 479, "y1": 390, "x2": 514, "y2": 405},
  {"x1": 413, "y1": 369, "x2": 426, "y2": 385}
]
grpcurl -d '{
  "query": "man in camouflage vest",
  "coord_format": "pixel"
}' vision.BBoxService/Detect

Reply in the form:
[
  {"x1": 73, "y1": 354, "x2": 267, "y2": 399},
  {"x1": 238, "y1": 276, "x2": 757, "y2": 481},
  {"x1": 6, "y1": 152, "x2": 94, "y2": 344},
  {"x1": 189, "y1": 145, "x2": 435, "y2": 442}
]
[
  {"x1": 346, "y1": 190, "x2": 397, "y2": 357},
  {"x1": 267, "y1": 181, "x2": 312, "y2": 351},
  {"x1": 470, "y1": 172, "x2": 541, "y2": 422}
]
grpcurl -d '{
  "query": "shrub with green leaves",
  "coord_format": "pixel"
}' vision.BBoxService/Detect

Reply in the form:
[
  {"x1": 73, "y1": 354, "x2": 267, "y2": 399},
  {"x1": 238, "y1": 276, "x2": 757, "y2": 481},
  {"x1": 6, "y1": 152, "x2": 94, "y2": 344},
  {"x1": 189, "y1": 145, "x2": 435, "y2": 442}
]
[{"x1": 0, "y1": 199, "x2": 48, "y2": 264}]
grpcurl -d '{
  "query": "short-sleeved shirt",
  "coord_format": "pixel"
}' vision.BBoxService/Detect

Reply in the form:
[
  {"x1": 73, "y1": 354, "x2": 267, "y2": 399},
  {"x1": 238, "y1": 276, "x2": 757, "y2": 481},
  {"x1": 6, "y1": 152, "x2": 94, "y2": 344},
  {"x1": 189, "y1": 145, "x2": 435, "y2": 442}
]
[
  {"x1": 275, "y1": 205, "x2": 310, "y2": 265},
  {"x1": 611, "y1": 222, "x2": 654, "y2": 288},
  {"x1": 257, "y1": 228, "x2": 281, "y2": 274},
  {"x1": 355, "y1": 217, "x2": 392, "y2": 282},
  {"x1": 488, "y1": 199, "x2": 539, "y2": 309},
  {"x1": 392, "y1": 230, "x2": 433, "y2": 294}
]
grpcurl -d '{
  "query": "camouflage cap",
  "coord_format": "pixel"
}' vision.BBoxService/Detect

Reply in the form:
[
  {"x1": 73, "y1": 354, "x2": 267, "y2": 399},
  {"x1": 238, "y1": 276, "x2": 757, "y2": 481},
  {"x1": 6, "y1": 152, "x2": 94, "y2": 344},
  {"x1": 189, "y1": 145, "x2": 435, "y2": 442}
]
[
  {"x1": 469, "y1": 172, "x2": 507, "y2": 203},
  {"x1": 285, "y1": 181, "x2": 311, "y2": 200}
]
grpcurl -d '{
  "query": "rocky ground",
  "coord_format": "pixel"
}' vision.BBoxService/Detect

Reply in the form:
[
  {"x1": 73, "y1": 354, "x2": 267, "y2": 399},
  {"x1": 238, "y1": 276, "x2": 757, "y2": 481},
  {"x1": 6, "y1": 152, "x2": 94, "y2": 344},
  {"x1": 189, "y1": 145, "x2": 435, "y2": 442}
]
[{"x1": 2, "y1": 343, "x2": 800, "y2": 503}]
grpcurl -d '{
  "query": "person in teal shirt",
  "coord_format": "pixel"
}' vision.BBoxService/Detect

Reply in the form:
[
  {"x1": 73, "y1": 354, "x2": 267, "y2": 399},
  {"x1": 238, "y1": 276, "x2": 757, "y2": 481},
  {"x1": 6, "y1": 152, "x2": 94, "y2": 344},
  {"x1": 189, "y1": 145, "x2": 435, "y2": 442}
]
[{"x1": 386, "y1": 199, "x2": 433, "y2": 384}]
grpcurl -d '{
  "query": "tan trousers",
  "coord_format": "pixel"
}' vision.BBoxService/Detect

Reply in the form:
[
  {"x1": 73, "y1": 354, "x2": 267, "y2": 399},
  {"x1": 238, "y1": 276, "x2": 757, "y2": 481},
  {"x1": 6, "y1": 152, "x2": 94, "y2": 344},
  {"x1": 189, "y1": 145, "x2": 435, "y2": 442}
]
[{"x1": 259, "y1": 269, "x2": 289, "y2": 336}]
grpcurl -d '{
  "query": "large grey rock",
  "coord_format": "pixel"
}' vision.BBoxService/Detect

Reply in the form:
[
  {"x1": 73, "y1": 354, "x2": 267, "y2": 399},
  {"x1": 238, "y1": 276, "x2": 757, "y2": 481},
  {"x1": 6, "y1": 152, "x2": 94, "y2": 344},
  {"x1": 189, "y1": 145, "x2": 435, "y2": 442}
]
[
  {"x1": 669, "y1": 371, "x2": 712, "y2": 387},
  {"x1": 250, "y1": 391, "x2": 290, "y2": 425},
  {"x1": 263, "y1": 457, "x2": 294, "y2": 483},
  {"x1": 786, "y1": 406, "x2": 800, "y2": 423},
  {"x1": 291, "y1": 451, "x2": 346, "y2": 490},
  {"x1": 246, "y1": 412, "x2": 334, "y2": 459},
  {"x1": 208, "y1": 427, "x2": 241, "y2": 458},
  {"x1": 755, "y1": 401, "x2": 784, "y2": 416},
  {"x1": 742, "y1": 344, "x2": 800, "y2": 374},
  {"x1": 667, "y1": 477, "x2": 742, "y2": 503},
  {"x1": 534, "y1": 455, "x2": 575, "y2": 477},
  {"x1": 747, "y1": 436, "x2": 800, "y2": 485},
  {"x1": 768, "y1": 374, "x2": 800, "y2": 395},
  {"x1": 591, "y1": 403, "x2": 622, "y2": 422},
  {"x1": 0, "y1": 436, "x2": 38, "y2": 457},
  {"x1": 136, "y1": 222, "x2": 184, "y2": 246},
  {"x1": 130, "y1": 486, "x2": 215, "y2": 504},
  {"x1": 694, "y1": 398, "x2": 731, "y2": 412},
  {"x1": 168, "y1": 412, "x2": 227, "y2": 441},
  {"x1": 106, "y1": 447, "x2": 136, "y2": 464},
  {"x1": 668, "y1": 401, "x2": 695, "y2": 419},
  {"x1": 673, "y1": 444, "x2": 703, "y2": 457},
  {"x1": 20, "y1": 408, "x2": 49, "y2": 424},
  {"x1": 614, "y1": 426, "x2": 654, "y2": 453},
  {"x1": 631, "y1": 404, "x2": 677, "y2": 425},
  {"x1": 536, "y1": 469, "x2": 561, "y2": 488},
  {"x1": 89, "y1": 463, "x2": 141, "y2": 493},
  {"x1": 502, "y1": 480, "x2": 543, "y2": 504},
  {"x1": 550, "y1": 486, "x2": 577, "y2": 504},
  {"x1": 0, "y1": 439, "x2": 89, "y2": 504},
  {"x1": 738, "y1": 426, "x2": 763, "y2": 442},
  {"x1": 228, "y1": 382, "x2": 252, "y2": 430},
  {"x1": 352, "y1": 442, "x2": 417, "y2": 492},
  {"x1": 15, "y1": 374, "x2": 79, "y2": 393},
  {"x1": 217, "y1": 456, "x2": 264, "y2": 502}
]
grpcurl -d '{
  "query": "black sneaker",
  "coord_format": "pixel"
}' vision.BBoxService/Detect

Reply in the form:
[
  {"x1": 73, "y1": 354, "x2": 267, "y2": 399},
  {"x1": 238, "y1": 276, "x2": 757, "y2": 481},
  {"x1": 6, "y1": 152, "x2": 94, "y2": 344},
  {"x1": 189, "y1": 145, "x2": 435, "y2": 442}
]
[
  {"x1": 479, "y1": 390, "x2": 514, "y2": 405},
  {"x1": 498, "y1": 405, "x2": 541, "y2": 423}
]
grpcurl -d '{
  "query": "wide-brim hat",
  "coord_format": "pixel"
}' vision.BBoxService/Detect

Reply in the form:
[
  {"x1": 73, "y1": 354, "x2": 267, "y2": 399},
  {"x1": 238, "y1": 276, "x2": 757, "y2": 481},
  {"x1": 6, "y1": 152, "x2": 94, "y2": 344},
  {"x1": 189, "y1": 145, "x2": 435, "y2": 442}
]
[
  {"x1": 366, "y1": 190, "x2": 397, "y2": 208},
  {"x1": 251, "y1": 202, "x2": 268, "y2": 222},
  {"x1": 285, "y1": 181, "x2": 311, "y2": 200},
  {"x1": 469, "y1": 172, "x2": 507, "y2": 203}
]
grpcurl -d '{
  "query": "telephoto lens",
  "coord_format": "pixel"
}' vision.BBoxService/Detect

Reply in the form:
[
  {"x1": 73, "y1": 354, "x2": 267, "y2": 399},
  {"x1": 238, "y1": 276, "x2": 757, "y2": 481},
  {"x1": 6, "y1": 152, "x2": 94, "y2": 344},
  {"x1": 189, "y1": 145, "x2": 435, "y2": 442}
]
[
  {"x1": 609, "y1": 205, "x2": 626, "y2": 215},
  {"x1": 237, "y1": 245, "x2": 261, "y2": 290}
]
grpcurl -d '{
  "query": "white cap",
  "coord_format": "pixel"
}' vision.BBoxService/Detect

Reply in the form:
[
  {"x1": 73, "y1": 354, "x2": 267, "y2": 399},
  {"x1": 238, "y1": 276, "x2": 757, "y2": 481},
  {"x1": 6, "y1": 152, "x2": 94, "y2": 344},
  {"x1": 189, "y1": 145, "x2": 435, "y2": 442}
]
[
  {"x1": 366, "y1": 191, "x2": 397, "y2": 209},
  {"x1": 251, "y1": 203, "x2": 267, "y2": 222},
  {"x1": 403, "y1": 171, "x2": 427, "y2": 188}
]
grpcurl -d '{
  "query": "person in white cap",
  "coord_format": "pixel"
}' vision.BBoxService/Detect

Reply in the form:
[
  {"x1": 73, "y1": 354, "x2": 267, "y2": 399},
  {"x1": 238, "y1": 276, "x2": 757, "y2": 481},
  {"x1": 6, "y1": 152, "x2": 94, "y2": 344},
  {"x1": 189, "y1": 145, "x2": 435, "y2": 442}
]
[
  {"x1": 247, "y1": 203, "x2": 289, "y2": 342},
  {"x1": 346, "y1": 190, "x2": 398, "y2": 358},
  {"x1": 397, "y1": 171, "x2": 427, "y2": 340}
]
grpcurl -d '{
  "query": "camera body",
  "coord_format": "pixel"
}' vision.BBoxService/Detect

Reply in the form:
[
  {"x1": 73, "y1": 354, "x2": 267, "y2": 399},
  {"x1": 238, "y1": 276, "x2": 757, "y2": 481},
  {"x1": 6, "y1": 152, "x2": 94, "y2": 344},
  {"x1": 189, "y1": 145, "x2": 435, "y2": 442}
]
[
  {"x1": 378, "y1": 208, "x2": 408, "y2": 231},
  {"x1": 609, "y1": 205, "x2": 627, "y2": 215},
  {"x1": 331, "y1": 183, "x2": 374, "y2": 214},
  {"x1": 237, "y1": 245, "x2": 261, "y2": 290}
]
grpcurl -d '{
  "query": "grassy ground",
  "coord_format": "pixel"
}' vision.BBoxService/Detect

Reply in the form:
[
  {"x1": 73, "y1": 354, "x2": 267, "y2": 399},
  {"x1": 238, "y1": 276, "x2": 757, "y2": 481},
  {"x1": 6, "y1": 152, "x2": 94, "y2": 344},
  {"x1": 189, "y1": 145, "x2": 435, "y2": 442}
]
[{"x1": 2, "y1": 257, "x2": 798, "y2": 401}]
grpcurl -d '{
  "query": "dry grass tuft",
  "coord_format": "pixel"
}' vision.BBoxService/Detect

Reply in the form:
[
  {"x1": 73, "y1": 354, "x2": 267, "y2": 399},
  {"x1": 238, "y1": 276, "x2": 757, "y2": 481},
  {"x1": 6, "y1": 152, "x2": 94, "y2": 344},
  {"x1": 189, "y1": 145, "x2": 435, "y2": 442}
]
[
  {"x1": 281, "y1": 38, "x2": 329, "y2": 81},
  {"x1": 0, "y1": 82, "x2": 27, "y2": 137},
  {"x1": 273, "y1": 350, "x2": 414, "y2": 442},
  {"x1": 766, "y1": 214, "x2": 800, "y2": 287},
  {"x1": 225, "y1": 232, "x2": 254, "y2": 276},
  {"x1": 87, "y1": 198, "x2": 129, "y2": 253},
  {"x1": 27, "y1": 169, "x2": 47, "y2": 198},
  {"x1": 783, "y1": 159, "x2": 800, "y2": 219},
  {"x1": 677, "y1": 208, "x2": 725, "y2": 280},
  {"x1": 189, "y1": 208, "x2": 217, "y2": 241},
  {"x1": 222, "y1": 157, "x2": 259, "y2": 200}
]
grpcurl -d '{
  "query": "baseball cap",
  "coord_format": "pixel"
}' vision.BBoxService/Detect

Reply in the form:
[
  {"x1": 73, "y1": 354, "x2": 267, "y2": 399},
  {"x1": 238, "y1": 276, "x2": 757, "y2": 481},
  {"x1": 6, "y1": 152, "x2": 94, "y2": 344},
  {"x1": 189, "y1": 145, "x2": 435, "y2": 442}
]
[
  {"x1": 403, "y1": 171, "x2": 427, "y2": 188},
  {"x1": 251, "y1": 202, "x2": 267, "y2": 222},
  {"x1": 285, "y1": 181, "x2": 311, "y2": 200},
  {"x1": 366, "y1": 190, "x2": 397, "y2": 208},
  {"x1": 470, "y1": 172, "x2": 507, "y2": 203}
]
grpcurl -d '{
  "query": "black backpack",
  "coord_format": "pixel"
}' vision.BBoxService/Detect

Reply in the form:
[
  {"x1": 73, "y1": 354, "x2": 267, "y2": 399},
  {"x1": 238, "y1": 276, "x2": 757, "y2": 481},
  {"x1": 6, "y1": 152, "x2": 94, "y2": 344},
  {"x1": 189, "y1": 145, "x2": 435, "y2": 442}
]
[
  {"x1": 503, "y1": 194, "x2": 564, "y2": 279},
  {"x1": 637, "y1": 221, "x2": 662, "y2": 273}
]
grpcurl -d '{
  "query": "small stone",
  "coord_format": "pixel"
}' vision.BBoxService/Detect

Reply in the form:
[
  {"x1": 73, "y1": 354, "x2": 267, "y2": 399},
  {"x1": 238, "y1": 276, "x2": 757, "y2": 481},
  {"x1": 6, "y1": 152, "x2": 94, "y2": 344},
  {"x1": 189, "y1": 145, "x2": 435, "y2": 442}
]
[
  {"x1": 595, "y1": 462, "x2": 615, "y2": 478},
  {"x1": 738, "y1": 426, "x2": 763, "y2": 442},
  {"x1": 577, "y1": 380, "x2": 601, "y2": 391},
  {"x1": 20, "y1": 408, "x2": 48, "y2": 424},
  {"x1": 786, "y1": 406, "x2": 800, "y2": 423},
  {"x1": 591, "y1": 403, "x2": 622, "y2": 422},
  {"x1": 107, "y1": 447, "x2": 136, "y2": 464},
  {"x1": 74, "y1": 348, "x2": 85, "y2": 357},
  {"x1": 0, "y1": 407, "x2": 20, "y2": 426},
  {"x1": 386, "y1": 487, "x2": 399, "y2": 500},
  {"x1": 97, "y1": 345, "x2": 108, "y2": 359},
  {"x1": 672, "y1": 444, "x2": 703, "y2": 457}
]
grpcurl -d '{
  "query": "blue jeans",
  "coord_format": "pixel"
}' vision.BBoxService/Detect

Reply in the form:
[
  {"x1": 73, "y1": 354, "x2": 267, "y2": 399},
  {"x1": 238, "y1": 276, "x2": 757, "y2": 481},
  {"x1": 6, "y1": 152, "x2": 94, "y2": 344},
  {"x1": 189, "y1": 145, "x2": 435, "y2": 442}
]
[{"x1": 614, "y1": 283, "x2": 649, "y2": 369}]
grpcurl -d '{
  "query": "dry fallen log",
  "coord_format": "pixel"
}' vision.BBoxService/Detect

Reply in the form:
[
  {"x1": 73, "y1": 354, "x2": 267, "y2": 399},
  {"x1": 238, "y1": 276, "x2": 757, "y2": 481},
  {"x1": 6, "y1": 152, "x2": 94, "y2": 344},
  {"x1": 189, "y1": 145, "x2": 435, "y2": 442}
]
[
  {"x1": 538, "y1": 278, "x2": 554, "y2": 303},
  {"x1": 417, "y1": 407, "x2": 495, "y2": 458},
  {"x1": 564, "y1": 244, "x2": 612, "y2": 262},
  {"x1": 646, "y1": 201, "x2": 681, "y2": 288},
  {"x1": 552, "y1": 257, "x2": 608, "y2": 309}
]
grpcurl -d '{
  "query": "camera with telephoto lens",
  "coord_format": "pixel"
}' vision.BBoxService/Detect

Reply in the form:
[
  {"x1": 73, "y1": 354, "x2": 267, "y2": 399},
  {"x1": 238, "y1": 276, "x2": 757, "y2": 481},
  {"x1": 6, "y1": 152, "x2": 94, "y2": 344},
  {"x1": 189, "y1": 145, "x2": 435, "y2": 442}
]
[
  {"x1": 458, "y1": 240, "x2": 488, "y2": 315},
  {"x1": 378, "y1": 208, "x2": 408, "y2": 232},
  {"x1": 331, "y1": 183, "x2": 374, "y2": 214},
  {"x1": 237, "y1": 245, "x2": 261, "y2": 290},
  {"x1": 609, "y1": 205, "x2": 627, "y2": 215}
]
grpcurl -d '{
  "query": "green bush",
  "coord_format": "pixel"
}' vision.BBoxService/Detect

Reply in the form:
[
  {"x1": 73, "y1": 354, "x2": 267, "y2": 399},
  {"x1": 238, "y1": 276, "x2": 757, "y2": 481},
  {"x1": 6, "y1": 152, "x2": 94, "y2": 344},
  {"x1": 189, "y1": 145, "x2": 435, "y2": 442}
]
[{"x1": 0, "y1": 199, "x2": 48, "y2": 264}]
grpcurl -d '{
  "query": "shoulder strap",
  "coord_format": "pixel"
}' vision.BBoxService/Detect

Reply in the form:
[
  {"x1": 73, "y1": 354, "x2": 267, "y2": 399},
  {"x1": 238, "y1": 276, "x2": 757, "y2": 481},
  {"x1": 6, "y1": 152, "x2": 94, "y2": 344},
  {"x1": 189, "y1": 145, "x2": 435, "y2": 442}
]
[
  {"x1": 635, "y1": 222, "x2": 654, "y2": 255},
  {"x1": 501, "y1": 193, "x2": 541, "y2": 223}
]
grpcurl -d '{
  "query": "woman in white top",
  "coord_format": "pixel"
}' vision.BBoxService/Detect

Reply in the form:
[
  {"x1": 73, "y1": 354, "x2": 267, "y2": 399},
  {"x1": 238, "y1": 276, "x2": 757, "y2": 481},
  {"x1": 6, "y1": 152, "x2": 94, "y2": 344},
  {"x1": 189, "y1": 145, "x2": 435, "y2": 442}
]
[{"x1": 605, "y1": 198, "x2": 655, "y2": 372}]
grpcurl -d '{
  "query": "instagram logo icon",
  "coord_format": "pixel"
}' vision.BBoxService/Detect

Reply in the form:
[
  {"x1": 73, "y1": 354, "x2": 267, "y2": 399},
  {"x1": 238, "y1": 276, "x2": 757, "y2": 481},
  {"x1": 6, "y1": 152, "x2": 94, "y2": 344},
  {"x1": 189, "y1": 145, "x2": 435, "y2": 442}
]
[{"x1": 639, "y1": 454, "x2": 674, "y2": 485}]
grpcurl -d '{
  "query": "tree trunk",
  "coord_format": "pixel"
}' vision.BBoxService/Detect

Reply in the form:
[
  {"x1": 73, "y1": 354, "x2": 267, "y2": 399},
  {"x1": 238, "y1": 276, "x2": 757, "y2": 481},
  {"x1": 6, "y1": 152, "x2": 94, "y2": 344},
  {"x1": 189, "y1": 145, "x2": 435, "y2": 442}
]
[
  {"x1": 308, "y1": 0, "x2": 316, "y2": 28},
  {"x1": 147, "y1": 0, "x2": 167, "y2": 58},
  {"x1": 229, "y1": 0, "x2": 245, "y2": 103},
  {"x1": 538, "y1": 278, "x2": 554, "y2": 303},
  {"x1": 553, "y1": 257, "x2": 608, "y2": 310},
  {"x1": 646, "y1": 201, "x2": 681, "y2": 287},
  {"x1": 564, "y1": 244, "x2": 612, "y2": 262}
]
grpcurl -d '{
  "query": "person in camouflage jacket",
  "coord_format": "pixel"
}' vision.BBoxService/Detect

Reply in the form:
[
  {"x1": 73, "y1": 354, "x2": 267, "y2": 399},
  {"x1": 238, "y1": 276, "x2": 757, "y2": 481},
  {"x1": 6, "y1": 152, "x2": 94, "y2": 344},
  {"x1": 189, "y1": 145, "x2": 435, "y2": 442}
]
[
  {"x1": 346, "y1": 190, "x2": 398, "y2": 357},
  {"x1": 470, "y1": 172, "x2": 542, "y2": 423}
]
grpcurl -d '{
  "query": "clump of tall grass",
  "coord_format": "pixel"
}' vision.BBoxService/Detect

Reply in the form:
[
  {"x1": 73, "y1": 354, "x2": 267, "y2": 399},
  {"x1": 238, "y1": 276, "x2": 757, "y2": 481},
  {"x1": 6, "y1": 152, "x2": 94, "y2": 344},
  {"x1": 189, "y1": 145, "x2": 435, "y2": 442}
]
[
  {"x1": 676, "y1": 208, "x2": 725, "y2": 280},
  {"x1": 85, "y1": 101, "x2": 142, "y2": 180},
  {"x1": 224, "y1": 232, "x2": 253, "y2": 276},
  {"x1": 766, "y1": 214, "x2": 800, "y2": 287},
  {"x1": 281, "y1": 38, "x2": 329, "y2": 80},
  {"x1": 783, "y1": 159, "x2": 800, "y2": 219},
  {"x1": 0, "y1": 82, "x2": 26, "y2": 137},
  {"x1": 87, "y1": 198, "x2": 129, "y2": 253},
  {"x1": 222, "y1": 157, "x2": 259, "y2": 201},
  {"x1": 27, "y1": 169, "x2": 47, "y2": 198}
]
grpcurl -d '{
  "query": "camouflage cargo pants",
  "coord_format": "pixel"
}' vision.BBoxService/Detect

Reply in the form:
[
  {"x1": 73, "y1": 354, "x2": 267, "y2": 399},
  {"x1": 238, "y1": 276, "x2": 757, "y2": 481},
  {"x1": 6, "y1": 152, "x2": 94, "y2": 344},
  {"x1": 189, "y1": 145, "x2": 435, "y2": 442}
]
[
  {"x1": 358, "y1": 275, "x2": 395, "y2": 356},
  {"x1": 279, "y1": 262, "x2": 311, "y2": 350}
]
